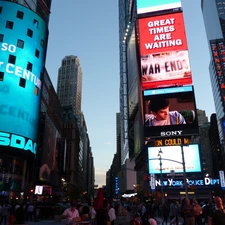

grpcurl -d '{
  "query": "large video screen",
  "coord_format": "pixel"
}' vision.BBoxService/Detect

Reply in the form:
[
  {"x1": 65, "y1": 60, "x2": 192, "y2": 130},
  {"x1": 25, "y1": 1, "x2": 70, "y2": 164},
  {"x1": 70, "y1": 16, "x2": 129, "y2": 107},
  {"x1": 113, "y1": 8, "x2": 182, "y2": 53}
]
[
  {"x1": 143, "y1": 86, "x2": 199, "y2": 138},
  {"x1": 148, "y1": 144, "x2": 201, "y2": 174},
  {"x1": 0, "y1": 2, "x2": 48, "y2": 154},
  {"x1": 141, "y1": 50, "x2": 192, "y2": 89},
  {"x1": 138, "y1": 12, "x2": 188, "y2": 56},
  {"x1": 137, "y1": 0, "x2": 182, "y2": 15}
]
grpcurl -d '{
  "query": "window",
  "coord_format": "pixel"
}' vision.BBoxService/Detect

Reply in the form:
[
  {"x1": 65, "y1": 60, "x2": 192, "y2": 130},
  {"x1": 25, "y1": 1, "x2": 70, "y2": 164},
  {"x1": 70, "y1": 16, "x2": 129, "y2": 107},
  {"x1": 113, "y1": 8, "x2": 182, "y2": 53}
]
[
  {"x1": 33, "y1": 19, "x2": 39, "y2": 28},
  {"x1": 16, "y1": 11, "x2": 24, "y2": 19},
  {"x1": 6, "y1": 21, "x2": 14, "y2": 29},
  {"x1": 34, "y1": 87, "x2": 39, "y2": 96},
  {"x1": 27, "y1": 62, "x2": 33, "y2": 71},
  {"x1": 0, "y1": 34, "x2": 3, "y2": 42},
  {"x1": 40, "y1": 39, "x2": 44, "y2": 48},
  {"x1": 19, "y1": 78, "x2": 26, "y2": 88},
  {"x1": 35, "y1": 49, "x2": 40, "y2": 58},
  {"x1": 0, "y1": 6, "x2": 2, "y2": 14},
  {"x1": 27, "y1": 28, "x2": 33, "y2": 38},
  {"x1": 8, "y1": 55, "x2": 16, "y2": 64},
  {"x1": 17, "y1": 39, "x2": 24, "y2": 48},
  {"x1": 0, "y1": 72, "x2": 4, "y2": 81}
]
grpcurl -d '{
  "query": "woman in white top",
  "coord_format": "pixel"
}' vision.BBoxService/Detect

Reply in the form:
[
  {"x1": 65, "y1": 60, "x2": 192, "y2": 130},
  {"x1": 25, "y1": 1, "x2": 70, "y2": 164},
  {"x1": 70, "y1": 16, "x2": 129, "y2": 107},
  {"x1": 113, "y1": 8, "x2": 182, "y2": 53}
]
[{"x1": 108, "y1": 205, "x2": 116, "y2": 225}]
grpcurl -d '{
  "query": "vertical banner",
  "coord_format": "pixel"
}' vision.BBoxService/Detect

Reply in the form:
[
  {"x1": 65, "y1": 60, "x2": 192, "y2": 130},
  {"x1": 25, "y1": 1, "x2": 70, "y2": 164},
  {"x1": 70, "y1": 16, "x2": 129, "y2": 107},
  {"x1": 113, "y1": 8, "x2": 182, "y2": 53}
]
[
  {"x1": 219, "y1": 170, "x2": 225, "y2": 189},
  {"x1": 150, "y1": 174, "x2": 156, "y2": 191}
]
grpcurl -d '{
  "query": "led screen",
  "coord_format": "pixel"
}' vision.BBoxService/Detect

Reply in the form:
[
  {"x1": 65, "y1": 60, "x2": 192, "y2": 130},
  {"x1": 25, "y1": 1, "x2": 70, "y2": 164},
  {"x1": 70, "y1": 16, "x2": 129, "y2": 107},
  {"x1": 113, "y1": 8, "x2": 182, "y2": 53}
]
[
  {"x1": 143, "y1": 86, "x2": 199, "y2": 138},
  {"x1": 148, "y1": 144, "x2": 201, "y2": 174},
  {"x1": 0, "y1": 2, "x2": 48, "y2": 154},
  {"x1": 35, "y1": 185, "x2": 43, "y2": 195},
  {"x1": 141, "y1": 50, "x2": 192, "y2": 89},
  {"x1": 137, "y1": 0, "x2": 181, "y2": 15},
  {"x1": 39, "y1": 115, "x2": 60, "y2": 186},
  {"x1": 138, "y1": 12, "x2": 188, "y2": 56}
]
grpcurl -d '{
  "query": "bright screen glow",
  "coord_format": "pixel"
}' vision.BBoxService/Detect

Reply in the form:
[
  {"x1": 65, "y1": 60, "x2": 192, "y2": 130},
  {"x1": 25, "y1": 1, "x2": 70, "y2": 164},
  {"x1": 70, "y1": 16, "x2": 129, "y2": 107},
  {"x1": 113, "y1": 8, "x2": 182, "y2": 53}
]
[
  {"x1": 141, "y1": 50, "x2": 192, "y2": 89},
  {"x1": 143, "y1": 86, "x2": 198, "y2": 138},
  {"x1": 137, "y1": 0, "x2": 182, "y2": 14},
  {"x1": 34, "y1": 185, "x2": 43, "y2": 195},
  {"x1": 138, "y1": 12, "x2": 187, "y2": 56},
  {"x1": 148, "y1": 144, "x2": 201, "y2": 174}
]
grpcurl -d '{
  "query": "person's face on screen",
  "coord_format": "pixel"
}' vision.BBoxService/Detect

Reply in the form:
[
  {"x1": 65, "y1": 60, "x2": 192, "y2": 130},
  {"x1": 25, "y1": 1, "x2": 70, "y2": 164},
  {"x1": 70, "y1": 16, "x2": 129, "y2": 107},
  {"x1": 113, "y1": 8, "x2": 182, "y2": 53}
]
[{"x1": 153, "y1": 106, "x2": 169, "y2": 120}]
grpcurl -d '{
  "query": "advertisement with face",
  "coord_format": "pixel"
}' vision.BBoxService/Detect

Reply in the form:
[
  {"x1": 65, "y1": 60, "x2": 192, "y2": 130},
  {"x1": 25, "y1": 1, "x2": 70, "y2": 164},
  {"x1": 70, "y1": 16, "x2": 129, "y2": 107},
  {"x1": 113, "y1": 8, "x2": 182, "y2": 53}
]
[
  {"x1": 138, "y1": 12, "x2": 188, "y2": 56},
  {"x1": 143, "y1": 86, "x2": 198, "y2": 138},
  {"x1": 148, "y1": 144, "x2": 201, "y2": 174},
  {"x1": 0, "y1": 2, "x2": 48, "y2": 154},
  {"x1": 141, "y1": 50, "x2": 192, "y2": 89},
  {"x1": 137, "y1": 0, "x2": 182, "y2": 15}
]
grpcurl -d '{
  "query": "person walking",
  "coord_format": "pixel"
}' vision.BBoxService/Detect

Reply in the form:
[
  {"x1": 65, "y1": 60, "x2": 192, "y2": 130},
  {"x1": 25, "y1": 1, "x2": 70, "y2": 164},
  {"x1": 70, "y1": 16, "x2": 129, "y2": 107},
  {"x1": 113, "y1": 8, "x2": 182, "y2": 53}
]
[
  {"x1": 108, "y1": 204, "x2": 116, "y2": 225},
  {"x1": 193, "y1": 199, "x2": 202, "y2": 225},
  {"x1": 162, "y1": 201, "x2": 170, "y2": 225},
  {"x1": 208, "y1": 196, "x2": 225, "y2": 225},
  {"x1": 183, "y1": 198, "x2": 195, "y2": 225}
]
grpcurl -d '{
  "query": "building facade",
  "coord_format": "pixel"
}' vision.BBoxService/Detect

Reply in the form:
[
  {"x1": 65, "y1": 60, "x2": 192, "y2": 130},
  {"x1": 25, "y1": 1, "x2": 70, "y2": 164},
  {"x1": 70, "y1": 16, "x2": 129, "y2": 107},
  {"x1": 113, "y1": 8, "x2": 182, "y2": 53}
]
[{"x1": 57, "y1": 55, "x2": 83, "y2": 116}]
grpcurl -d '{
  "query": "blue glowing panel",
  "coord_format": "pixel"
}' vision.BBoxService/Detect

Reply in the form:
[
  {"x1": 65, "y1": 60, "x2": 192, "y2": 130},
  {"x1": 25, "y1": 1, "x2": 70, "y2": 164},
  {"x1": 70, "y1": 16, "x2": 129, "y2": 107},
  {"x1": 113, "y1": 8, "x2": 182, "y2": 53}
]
[
  {"x1": 0, "y1": 2, "x2": 48, "y2": 154},
  {"x1": 148, "y1": 144, "x2": 201, "y2": 174}
]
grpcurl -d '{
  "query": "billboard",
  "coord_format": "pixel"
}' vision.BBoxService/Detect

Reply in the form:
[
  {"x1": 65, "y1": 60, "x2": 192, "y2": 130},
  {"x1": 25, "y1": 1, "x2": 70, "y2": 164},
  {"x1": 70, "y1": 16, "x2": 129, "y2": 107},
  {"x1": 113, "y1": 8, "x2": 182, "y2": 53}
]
[
  {"x1": 148, "y1": 144, "x2": 201, "y2": 174},
  {"x1": 0, "y1": 2, "x2": 48, "y2": 154},
  {"x1": 143, "y1": 86, "x2": 198, "y2": 138},
  {"x1": 138, "y1": 12, "x2": 188, "y2": 56},
  {"x1": 137, "y1": 0, "x2": 182, "y2": 15},
  {"x1": 141, "y1": 50, "x2": 192, "y2": 89},
  {"x1": 39, "y1": 115, "x2": 60, "y2": 186}
]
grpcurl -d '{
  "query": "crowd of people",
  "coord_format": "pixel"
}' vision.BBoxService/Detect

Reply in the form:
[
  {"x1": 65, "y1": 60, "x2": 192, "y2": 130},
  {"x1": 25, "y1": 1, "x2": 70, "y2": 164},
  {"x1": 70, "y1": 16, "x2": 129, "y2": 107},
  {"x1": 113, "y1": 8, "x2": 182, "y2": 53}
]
[{"x1": 0, "y1": 201, "x2": 35, "y2": 225}]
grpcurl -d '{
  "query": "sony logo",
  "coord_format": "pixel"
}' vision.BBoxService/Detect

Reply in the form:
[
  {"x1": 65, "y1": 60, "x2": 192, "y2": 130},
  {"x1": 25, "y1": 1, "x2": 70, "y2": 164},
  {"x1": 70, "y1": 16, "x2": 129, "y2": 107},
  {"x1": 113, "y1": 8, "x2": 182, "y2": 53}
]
[
  {"x1": 0, "y1": 132, "x2": 36, "y2": 154},
  {"x1": 161, "y1": 131, "x2": 183, "y2": 136}
]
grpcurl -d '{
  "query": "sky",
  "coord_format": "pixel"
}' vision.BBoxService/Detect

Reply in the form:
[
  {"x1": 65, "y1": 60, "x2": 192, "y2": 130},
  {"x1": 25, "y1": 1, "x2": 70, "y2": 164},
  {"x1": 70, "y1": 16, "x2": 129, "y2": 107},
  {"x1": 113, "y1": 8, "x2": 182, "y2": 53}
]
[{"x1": 45, "y1": 0, "x2": 216, "y2": 187}]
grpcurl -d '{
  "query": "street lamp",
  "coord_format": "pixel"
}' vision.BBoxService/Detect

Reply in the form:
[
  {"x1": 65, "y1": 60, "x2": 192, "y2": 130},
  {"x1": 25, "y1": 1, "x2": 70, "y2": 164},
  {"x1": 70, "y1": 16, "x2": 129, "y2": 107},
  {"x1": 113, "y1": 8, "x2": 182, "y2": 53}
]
[
  {"x1": 181, "y1": 145, "x2": 188, "y2": 199},
  {"x1": 158, "y1": 148, "x2": 164, "y2": 205}
]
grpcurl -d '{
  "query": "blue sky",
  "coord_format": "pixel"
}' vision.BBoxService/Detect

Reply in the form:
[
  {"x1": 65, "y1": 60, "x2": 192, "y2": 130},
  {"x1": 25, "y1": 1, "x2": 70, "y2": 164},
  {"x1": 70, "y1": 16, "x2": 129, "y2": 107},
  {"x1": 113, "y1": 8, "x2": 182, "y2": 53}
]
[{"x1": 45, "y1": 0, "x2": 215, "y2": 187}]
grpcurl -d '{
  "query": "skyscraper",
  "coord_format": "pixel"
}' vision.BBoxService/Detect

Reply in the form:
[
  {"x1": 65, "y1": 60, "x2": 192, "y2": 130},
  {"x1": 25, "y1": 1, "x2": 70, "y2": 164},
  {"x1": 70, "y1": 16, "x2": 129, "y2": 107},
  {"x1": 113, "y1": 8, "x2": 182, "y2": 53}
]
[
  {"x1": 202, "y1": 0, "x2": 225, "y2": 144},
  {"x1": 57, "y1": 55, "x2": 83, "y2": 115}
]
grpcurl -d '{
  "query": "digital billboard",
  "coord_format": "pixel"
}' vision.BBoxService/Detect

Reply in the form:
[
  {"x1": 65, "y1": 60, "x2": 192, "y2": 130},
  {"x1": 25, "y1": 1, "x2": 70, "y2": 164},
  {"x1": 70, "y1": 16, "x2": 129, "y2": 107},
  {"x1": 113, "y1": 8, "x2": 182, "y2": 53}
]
[
  {"x1": 137, "y1": 0, "x2": 182, "y2": 15},
  {"x1": 138, "y1": 12, "x2": 188, "y2": 56},
  {"x1": 141, "y1": 50, "x2": 192, "y2": 89},
  {"x1": 148, "y1": 144, "x2": 201, "y2": 174},
  {"x1": 143, "y1": 86, "x2": 199, "y2": 138},
  {"x1": 0, "y1": 2, "x2": 48, "y2": 154},
  {"x1": 39, "y1": 115, "x2": 60, "y2": 186}
]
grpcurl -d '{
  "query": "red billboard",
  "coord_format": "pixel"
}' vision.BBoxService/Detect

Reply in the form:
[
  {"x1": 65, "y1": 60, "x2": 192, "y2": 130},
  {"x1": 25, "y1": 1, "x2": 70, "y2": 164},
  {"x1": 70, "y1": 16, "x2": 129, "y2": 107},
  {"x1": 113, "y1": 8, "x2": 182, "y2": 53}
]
[
  {"x1": 138, "y1": 12, "x2": 188, "y2": 55},
  {"x1": 141, "y1": 50, "x2": 192, "y2": 89}
]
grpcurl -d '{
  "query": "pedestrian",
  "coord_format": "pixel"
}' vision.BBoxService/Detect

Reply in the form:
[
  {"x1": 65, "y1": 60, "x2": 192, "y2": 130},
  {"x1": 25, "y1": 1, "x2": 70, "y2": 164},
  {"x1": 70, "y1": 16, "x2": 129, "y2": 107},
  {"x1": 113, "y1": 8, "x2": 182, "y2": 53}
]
[
  {"x1": 147, "y1": 212, "x2": 157, "y2": 225},
  {"x1": 62, "y1": 201, "x2": 80, "y2": 225},
  {"x1": 192, "y1": 199, "x2": 202, "y2": 225},
  {"x1": 89, "y1": 204, "x2": 96, "y2": 225},
  {"x1": 162, "y1": 201, "x2": 170, "y2": 225},
  {"x1": 208, "y1": 196, "x2": 225, "y2": 225},
  {"x1": 27, "y1": 202, "x2": 34, "y2": 221},
  {"x1": 0, "y1": 202, "x2": 10, "y2": 225},
  {"x1": 130, "y1": 213, "x2": 141, "y2": 225},
  {"x1": 96, "y1": 200, "x2": 109, "y2": 225},
  {"x1": 183, "y1": 198, "x2": 195, "y2": 225},
  {"x1": 108, "y1": 204, "x2": 116, "y2": 225}
]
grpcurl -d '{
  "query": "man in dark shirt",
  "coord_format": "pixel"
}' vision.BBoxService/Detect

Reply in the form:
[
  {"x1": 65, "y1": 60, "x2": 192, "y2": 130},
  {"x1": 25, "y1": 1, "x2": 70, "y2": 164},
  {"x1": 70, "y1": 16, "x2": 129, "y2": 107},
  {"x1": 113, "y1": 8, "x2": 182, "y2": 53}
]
[{"x1": 208, "y1": 196, "x2": 225, "y2": 225}]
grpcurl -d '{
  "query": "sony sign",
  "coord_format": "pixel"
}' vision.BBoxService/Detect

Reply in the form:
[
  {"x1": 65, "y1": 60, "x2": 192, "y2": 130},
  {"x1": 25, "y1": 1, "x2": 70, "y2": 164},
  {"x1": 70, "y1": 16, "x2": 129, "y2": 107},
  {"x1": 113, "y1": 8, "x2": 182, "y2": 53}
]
[
  {"x1": 0, "y1": 131, "x2": 36, "y2": 154},
  {"x1": 161, "y1": 131, "x2": 183, "y2": 136}
]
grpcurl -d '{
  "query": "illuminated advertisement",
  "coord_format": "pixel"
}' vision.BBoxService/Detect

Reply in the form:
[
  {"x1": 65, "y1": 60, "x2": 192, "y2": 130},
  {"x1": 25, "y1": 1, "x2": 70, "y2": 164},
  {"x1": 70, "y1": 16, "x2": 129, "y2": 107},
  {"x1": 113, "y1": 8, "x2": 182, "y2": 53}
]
[
  {"x1": 143, "y1": 86, "x2": 198, "y2": 138},
  {"x1": 138, "y1": 12, "x2": 188, "y2": 56},
  {"x1": 210, "y1": 40, "x2": 225, "y2": 103},
  {"x1": 137, "y1": 0, "x2": 181, "y2": 15},
  {"x1": 34, "y1": 185, "x2": 43, "y2": 195},
  {"x1": 39, "y1": 115, "x2": 60, "y2": 186},
  {"x1": 148, "y1": 144, "x2": 201, "y2": 174},
  {"x1": 154, "y1": 177, "x2": 220, "y2": 187},
  {"x1": 0, "y1": 1, "x2": 48, "y2": 154},
  {"x1": 141, "y1": 50, "x2": 192, "y2": 89}
]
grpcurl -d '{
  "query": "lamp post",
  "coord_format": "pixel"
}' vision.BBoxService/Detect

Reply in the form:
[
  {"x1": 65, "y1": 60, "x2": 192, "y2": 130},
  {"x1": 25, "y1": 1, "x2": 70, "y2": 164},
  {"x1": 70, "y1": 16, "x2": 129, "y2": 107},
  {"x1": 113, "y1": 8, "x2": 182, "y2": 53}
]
[
  {"x1": 158, "y1": 148, "x2": 164, "y2": 205},
  {"x1": 181, "y1": 145, "x2": 188, "y2": 199}
]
